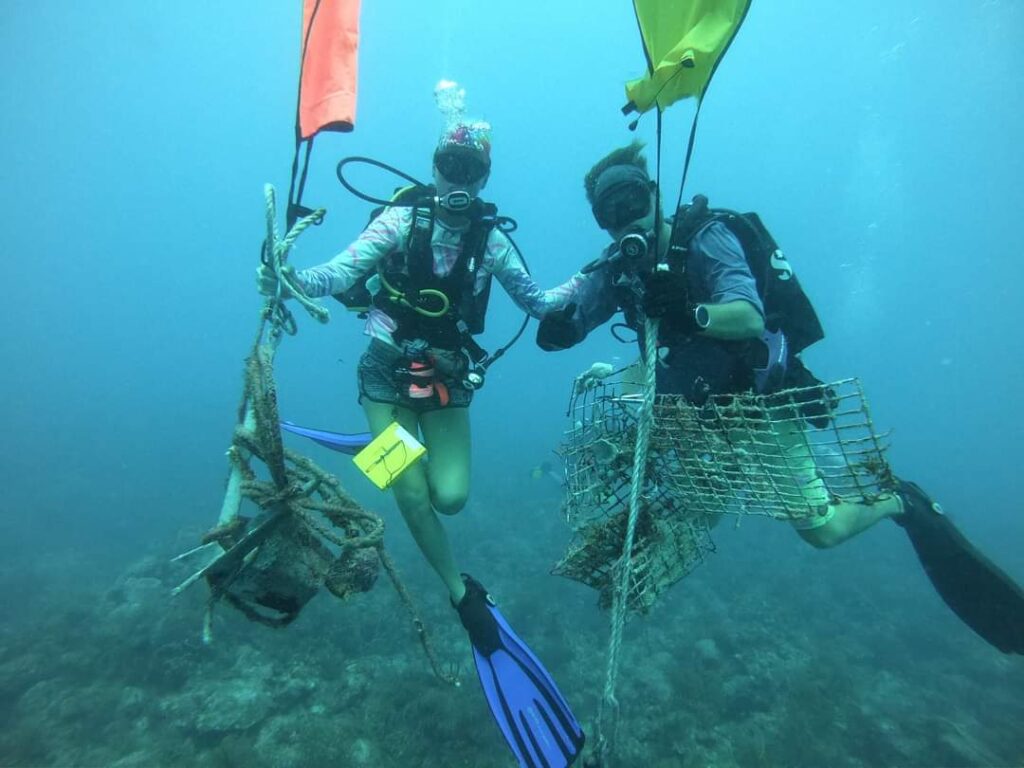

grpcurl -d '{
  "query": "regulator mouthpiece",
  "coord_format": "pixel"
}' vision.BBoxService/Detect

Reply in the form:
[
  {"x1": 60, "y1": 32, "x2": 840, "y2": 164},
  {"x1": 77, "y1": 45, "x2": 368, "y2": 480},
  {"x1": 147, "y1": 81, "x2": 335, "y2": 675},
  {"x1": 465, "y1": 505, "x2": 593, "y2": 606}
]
[
  {"x1": 619, "y1": 231, "x2": 649, "y2": 262},
  {"x1": 437, "y1": 190, "x2": 475, "y2": 213}
]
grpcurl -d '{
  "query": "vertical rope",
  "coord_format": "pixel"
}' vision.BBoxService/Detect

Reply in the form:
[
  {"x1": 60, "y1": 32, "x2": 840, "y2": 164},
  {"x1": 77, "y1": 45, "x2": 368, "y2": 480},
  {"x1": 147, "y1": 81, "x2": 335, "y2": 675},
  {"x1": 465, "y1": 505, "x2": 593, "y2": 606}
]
[{"x1": 593, "y1": 315, "x2": 659, "y2": 766}]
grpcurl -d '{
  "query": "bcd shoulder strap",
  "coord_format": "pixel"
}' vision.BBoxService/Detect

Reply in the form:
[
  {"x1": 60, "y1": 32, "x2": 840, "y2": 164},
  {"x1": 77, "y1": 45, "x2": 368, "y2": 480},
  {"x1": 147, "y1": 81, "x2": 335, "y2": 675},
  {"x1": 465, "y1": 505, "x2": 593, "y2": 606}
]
[
  {"x1": 404, "y1": 198, "x2": 497, "y2": 308},
  {"x1": 672, "y1": 195, "x2": 825, "y2": 354},
  {"x1": 340, "y1": 195, "x2": 499, "y2": 343},
  {"x1": 333, "y1": 185, "x2": 433, "y2": 312}
]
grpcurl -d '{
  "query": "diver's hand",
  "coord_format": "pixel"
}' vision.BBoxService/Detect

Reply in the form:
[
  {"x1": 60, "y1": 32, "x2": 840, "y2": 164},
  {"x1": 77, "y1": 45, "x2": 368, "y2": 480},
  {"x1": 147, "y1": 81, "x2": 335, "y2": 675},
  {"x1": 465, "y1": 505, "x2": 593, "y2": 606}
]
[
  {"x1": 641, "y1": 268, "x2": 691, "y2": 323},
  {"x1": 537, "y1": 303, "x2": 581, "y2": 351},
  {"x1": 256, "y1": 263, "x2": 296, "y2": 299}
]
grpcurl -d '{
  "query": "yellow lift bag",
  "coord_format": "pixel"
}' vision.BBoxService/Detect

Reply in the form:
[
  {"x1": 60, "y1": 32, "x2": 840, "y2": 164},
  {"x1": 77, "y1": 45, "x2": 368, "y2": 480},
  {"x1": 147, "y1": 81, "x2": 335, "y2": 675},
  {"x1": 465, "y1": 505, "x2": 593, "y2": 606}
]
[{"x1": 625, "y1": 0, "x2": 751, "y2": 114}]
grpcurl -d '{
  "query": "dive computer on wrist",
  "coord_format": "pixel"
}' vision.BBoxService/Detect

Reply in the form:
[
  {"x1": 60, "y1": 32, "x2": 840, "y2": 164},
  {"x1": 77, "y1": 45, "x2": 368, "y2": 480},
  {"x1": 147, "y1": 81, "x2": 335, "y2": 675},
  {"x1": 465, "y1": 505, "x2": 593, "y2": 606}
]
[{"x1": 694, "y1": 303, "x2": 711, "y2": 330}]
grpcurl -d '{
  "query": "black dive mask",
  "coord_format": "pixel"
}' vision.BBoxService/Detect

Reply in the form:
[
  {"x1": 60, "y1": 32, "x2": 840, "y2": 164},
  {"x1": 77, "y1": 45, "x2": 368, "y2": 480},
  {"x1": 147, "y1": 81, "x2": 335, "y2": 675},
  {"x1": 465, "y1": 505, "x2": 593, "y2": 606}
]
[
  {"x1": 435, "y1": 151, "x2": 489, "y2": 185},
  {"x1": 592, "y1": 180, "x2": 651, "y2": 231},
  {"x1": 434, "y1": 148, "x2": 488, "y2": 213}
]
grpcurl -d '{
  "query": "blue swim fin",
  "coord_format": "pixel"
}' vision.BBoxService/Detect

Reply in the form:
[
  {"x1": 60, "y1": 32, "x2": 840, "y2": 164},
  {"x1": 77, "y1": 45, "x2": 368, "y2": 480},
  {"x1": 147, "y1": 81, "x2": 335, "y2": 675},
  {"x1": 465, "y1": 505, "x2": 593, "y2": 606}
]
[
  {"x1": 455, "y1": 575, "x2": 585, "y2": 768},
  {"x1": 279, "y1": 421, "x2": 371, "y2": 455}
]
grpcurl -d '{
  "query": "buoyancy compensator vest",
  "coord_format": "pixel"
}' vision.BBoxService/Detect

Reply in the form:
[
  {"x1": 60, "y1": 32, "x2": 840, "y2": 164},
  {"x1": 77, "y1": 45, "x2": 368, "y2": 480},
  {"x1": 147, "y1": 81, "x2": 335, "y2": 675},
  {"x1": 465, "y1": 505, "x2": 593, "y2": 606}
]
[
  {"x1": 611, "y1": 194, "x2": 827, "y2": 403},
  {"x1": 669, "y1": 194, "x2": 825, "y2": 355},
  {"x1": 333, "y1": 185, "x2": 499, "y2": 350}
]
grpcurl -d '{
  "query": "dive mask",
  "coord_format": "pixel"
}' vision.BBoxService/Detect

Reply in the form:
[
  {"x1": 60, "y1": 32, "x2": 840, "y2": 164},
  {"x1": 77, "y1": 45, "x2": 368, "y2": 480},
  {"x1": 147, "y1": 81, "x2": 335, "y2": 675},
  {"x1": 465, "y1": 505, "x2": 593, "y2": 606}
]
[
  {"x1": 592, "y1": 181, "x2": 651, "y2": 231},
  {"x1": 435, "y1": 150, "x2": 489, "y2": 185}
]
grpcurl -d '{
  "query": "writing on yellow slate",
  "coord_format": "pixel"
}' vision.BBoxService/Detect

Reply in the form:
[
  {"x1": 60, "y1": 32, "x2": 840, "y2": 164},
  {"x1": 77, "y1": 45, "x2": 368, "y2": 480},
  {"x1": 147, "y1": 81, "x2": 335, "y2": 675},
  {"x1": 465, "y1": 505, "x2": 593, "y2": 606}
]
[{"x1": 353, "y1": 422, "x2": 426, "y2": 489}]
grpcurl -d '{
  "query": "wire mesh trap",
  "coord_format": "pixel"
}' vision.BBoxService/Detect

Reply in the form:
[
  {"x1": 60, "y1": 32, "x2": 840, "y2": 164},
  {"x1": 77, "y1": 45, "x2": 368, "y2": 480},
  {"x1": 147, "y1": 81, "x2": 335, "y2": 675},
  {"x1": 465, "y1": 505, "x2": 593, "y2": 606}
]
[{"x1": 555, "y1": 375, "x2": 894, "y2": 613}]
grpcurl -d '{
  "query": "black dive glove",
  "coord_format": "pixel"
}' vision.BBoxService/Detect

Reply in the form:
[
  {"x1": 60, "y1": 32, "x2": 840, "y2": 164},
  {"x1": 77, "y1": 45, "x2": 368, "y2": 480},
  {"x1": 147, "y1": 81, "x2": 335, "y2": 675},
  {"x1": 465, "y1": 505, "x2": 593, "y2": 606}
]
[
  {"x1": 641, "y1": 268, "x2": 686, "y2": 317},
  {"x1": 537, "y1": 303, "x2": 581, "y2": 351},
  {"x1": 641, "y1": 268, "x2": 693, "y2": 326}
]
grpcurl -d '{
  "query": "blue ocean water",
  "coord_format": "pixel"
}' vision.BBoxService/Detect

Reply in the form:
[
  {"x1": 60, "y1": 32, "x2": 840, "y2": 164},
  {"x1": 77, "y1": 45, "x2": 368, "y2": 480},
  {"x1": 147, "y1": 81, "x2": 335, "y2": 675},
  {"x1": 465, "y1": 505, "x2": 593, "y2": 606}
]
[{"x1": 1, "y1": 1, "x2": 1022, "y2": 766}]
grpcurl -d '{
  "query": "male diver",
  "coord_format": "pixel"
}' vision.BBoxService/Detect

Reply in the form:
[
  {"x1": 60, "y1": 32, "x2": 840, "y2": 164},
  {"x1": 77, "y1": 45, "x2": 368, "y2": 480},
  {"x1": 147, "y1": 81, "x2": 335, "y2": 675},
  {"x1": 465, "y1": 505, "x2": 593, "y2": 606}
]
[
  {"x1": 536, "y1": 141, "x2": 1024, "y2": 655},
  {"x1": 258, "y1": 112, "x2": 586, "y2": 765}
]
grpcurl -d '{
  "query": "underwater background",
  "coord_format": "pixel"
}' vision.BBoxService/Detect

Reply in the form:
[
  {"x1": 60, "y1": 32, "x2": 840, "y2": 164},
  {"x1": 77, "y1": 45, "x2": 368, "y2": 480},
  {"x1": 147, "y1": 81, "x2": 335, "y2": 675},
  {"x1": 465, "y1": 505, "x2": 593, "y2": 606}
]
[{"x1": 2, "y1": 1, "x2": 1023, "y2": 766}]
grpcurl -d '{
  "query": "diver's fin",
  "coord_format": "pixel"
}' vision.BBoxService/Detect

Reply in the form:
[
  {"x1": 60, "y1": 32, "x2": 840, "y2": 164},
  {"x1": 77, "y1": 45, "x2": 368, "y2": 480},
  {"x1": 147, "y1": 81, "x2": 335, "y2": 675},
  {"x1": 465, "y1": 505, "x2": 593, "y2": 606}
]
[
  {"x1": 455, "y1": 575, "x2": 585, "y2": 768},
  {"x1": 280, "y1": 421, "x2": 372, "y2": 455},
  {"x1": 895, "y1": 480, "x2": 1024, "y2": 654}
]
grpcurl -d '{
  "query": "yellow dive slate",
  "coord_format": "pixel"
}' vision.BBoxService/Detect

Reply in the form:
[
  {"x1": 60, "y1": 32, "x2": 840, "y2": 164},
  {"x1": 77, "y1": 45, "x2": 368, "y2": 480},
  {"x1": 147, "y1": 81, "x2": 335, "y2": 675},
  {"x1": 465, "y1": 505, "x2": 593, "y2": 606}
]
[{"x1": 353, "y1": 421, "x2": 426, "y2": 489}]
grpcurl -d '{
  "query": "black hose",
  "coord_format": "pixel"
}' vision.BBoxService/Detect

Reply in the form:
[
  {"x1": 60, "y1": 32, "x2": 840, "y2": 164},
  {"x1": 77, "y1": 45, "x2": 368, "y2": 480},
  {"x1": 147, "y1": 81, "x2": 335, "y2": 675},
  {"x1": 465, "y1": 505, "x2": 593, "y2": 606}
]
[
  {"x1": 335, "y1": 156, "x2": 429, "y2": 207},
  {"x1": 478, "y1": 228, "x2": 531, "y2": 372},
  {"x1": 335, "y1": 155, "x2": 533, "y2": 380}
]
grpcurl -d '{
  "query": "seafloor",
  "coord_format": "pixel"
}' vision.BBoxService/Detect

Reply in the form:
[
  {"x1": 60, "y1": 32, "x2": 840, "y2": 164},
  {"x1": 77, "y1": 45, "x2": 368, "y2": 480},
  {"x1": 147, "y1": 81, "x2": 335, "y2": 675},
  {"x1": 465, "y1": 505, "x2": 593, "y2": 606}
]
[{"x1": 2, "y1": 492, "x2": 1022, "y2": 768}]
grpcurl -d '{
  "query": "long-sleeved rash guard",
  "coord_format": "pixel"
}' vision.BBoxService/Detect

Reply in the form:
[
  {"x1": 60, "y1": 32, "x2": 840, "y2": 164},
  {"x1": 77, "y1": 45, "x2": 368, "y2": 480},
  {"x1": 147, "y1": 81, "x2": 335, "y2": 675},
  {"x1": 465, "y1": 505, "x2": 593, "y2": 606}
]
[{"x1": 298, "y1": 205, "x2": 582, "y2": 347}]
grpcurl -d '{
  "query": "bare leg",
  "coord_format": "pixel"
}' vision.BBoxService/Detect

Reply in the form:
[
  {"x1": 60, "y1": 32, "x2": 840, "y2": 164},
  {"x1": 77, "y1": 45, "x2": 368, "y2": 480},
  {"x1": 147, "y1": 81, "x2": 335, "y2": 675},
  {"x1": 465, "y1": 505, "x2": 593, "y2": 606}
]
[
  {"x1": 747, "y1": 415, "x2": 905, "y2": 549},
  {"x1": 361, "y1": 400, "x2": 468, "y2": 601},
  {"x1": 797, "y1": 495, "x2": 903, "y2": 549},
  {"x1": 419, "y1": 406, "x2": 471, "y2": 515}
]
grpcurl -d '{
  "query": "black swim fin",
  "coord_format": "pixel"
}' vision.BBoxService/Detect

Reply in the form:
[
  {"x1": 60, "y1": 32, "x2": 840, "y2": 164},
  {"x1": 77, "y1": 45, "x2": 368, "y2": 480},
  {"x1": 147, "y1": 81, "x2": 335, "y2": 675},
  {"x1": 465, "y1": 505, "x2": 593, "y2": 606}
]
[
  {"x1": 455, "y1": 574, "x2": 585, "y2": 767},
  {"x1": 895, "y1": 480, "x2": 1024, "y2": 654}
]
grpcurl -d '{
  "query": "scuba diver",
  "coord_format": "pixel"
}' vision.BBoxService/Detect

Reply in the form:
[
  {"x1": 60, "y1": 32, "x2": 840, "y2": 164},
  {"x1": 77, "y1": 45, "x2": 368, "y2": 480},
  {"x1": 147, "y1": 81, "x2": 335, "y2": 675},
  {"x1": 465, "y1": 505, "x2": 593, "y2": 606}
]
[
  {"x1": 257, "y1": 116, "x2": 586, "y2": 767},
  {"x1": 536, "y1": 140, "x2": 1024, "y2": 656}
]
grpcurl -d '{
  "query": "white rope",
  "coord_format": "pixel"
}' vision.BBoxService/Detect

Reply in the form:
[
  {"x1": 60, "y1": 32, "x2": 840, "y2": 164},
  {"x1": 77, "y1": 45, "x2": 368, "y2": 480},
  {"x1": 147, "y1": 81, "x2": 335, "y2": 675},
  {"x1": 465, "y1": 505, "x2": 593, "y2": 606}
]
[
  {"x1": 593, "y1": 315, "x2": 659, "y2": 765},
  {"x1": 263, "y1": 184, "x2": 329, "y2": 325}
]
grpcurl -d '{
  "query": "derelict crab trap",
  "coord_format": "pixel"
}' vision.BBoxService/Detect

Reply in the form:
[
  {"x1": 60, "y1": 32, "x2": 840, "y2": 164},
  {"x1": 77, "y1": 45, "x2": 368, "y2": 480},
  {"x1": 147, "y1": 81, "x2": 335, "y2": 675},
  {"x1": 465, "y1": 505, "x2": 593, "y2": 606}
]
[{"x1": 554, "y1": 373, "x2": 896, "y2": 613}]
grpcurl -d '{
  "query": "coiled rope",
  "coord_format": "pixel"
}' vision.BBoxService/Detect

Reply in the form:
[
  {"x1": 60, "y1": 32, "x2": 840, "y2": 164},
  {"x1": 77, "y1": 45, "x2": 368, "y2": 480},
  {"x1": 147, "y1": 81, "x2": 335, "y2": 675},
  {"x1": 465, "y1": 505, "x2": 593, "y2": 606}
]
[{"x1": 199, "y1": 185, "x2": 457, "y2": 685}]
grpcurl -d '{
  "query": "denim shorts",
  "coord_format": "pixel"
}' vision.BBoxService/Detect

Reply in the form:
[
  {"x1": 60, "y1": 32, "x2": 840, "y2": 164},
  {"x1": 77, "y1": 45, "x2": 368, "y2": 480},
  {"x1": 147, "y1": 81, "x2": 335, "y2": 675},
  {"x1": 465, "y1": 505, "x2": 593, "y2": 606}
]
[{"x1": 357, "y1": 340, "x2": 473, "y2": 411}]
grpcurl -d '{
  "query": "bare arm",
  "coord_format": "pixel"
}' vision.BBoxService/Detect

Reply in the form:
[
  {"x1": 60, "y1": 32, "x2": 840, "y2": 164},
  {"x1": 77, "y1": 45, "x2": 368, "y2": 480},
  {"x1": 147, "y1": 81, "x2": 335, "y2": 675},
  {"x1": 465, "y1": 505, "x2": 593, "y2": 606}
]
[{"x1": 700, "y1": 299, "x2": 765, "y2": 340}]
